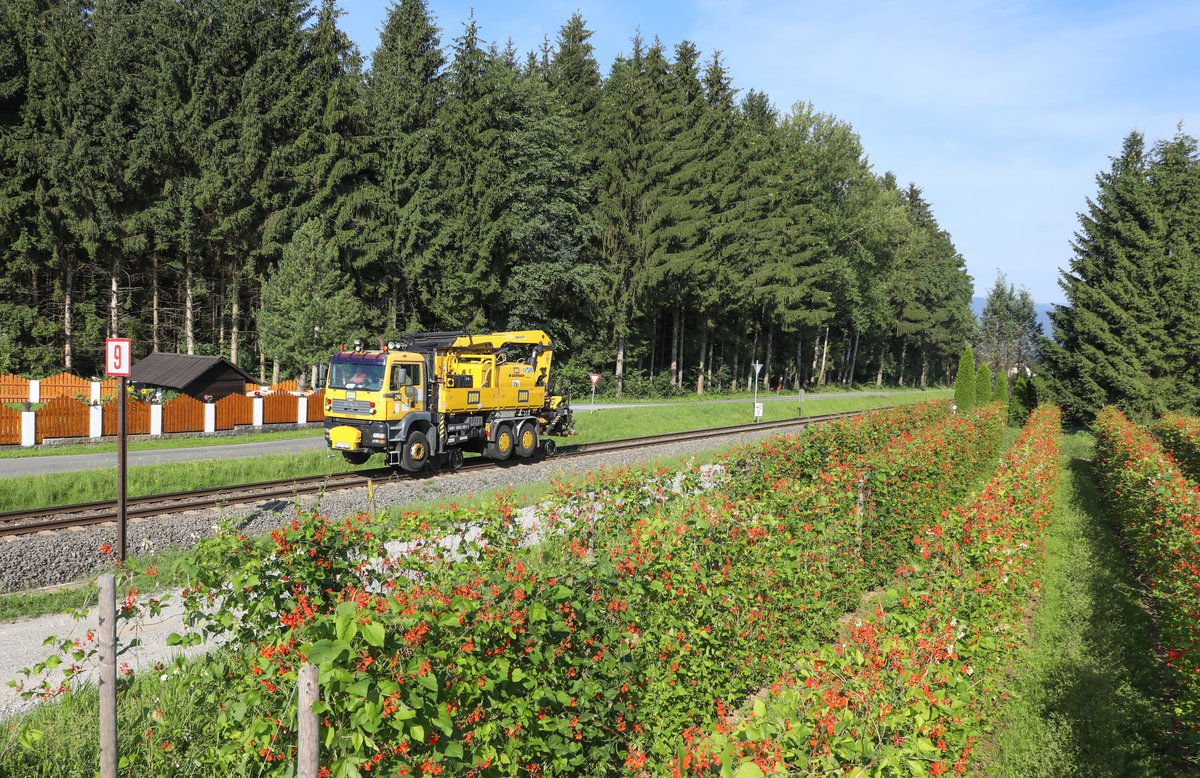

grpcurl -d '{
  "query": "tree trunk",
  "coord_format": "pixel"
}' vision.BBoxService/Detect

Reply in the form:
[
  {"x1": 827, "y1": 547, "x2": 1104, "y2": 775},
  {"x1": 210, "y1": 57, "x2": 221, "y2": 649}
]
[
  {"x1": 695, "y1": 326, "x2": 706, "y2": 395},
  {"x1": 669, "y1": 307, "x2": 680, "y2": 387},
  {"x1": 747, "y1": 328, "x2": 759, "y2": 389},
  {"x1": 649, "y1": 314, "x2": 657, "y2": 378},
  {"x1": 390, "y1": 279, "x2": 399, "y2": 333},
  {"x1": 763, "y1": 326, "x2": 774, "y2": 390},
  {"x1": 297, "y1": 369, "x2": 307, "y2": 394},
  {"x1": 876, "y1": 340, "x2": 885, "y2": 386},
  {"x1": 272, "y1": 359, "x2": 280, "y2": 386},
  {"x1": 152, "y1": 255, "x2": 160, "y2": 353},
  {"x1": 616, "y1": 334, "x2": 626, "y2": 398},
  {"x1": 810, "y1": 334, "x2": 821, "y2": 386},
  {"x1": 847, "y1": 331, "x2": 860, "y2": 388},
  {"x1": 109, "y1": 258, "x2": 119, "y2": 338},
  {"x1": 185, "y1": 260, "x2": 195, "y2": 355},
  {"x1": 920, "y1": 349, "x2": 928, "y2": 388},
  {"x1": 230, "y1": 282, "x2": 240, "y2": 366},
  {"x1": 677, "y1": 307, "x2": 686, "y2": 387},
  {"x1": 63, "y1": 264, "x2": 74, "y2": 371},
  {"x1": 898, "y1": 340, "x2": 907, "y2": 386},
  {"x1": 817, "y1": 326, "x2": 830, "y2": 389},
  {"x1": 706, "y1": 338, "x2": 714, "y2": 384},
  {"x1": 731, "y1": 345, "x2": 739, "y2": 392},
  {"x1": 259, "y1": 349, "x2": 266, "y2": 385},
  {"x1": 795, "y1": 338, "x2": 804, "y2": 390}
]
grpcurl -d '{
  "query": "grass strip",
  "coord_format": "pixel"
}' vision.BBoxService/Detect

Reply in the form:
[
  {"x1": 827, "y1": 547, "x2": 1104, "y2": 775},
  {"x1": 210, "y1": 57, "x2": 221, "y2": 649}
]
[
  {"x1": 0, "y1": 391, "x2": 943, "y2": 513},
  {"x1": 990, "y1": 431, "x2": 1182, "y2": 777}
]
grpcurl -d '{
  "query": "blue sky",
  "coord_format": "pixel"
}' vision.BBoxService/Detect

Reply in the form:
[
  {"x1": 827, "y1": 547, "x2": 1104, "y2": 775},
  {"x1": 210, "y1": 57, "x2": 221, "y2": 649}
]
[{"x1": 337, "y1": 0, "x2": 1200, "y2": 305}]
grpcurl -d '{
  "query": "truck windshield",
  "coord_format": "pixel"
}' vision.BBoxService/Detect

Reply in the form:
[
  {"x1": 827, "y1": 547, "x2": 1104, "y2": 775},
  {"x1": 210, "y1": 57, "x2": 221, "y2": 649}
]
[{"x1": 328, "y1": 357, "x2": 386, "y2": 391}]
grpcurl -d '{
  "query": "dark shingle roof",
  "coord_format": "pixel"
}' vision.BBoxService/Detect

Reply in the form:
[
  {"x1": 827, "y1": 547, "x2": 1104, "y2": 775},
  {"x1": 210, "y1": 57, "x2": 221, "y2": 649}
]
[{"x1": 130, "y1": 353, "x2": 256, "y2": 390}]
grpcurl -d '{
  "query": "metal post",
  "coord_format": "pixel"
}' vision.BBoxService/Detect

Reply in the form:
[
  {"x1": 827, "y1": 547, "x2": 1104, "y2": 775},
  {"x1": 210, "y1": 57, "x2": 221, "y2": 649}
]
[
  {"x1": 99, "y1": 574, "x2": 117, "y2": 778},
  {"x1": 117, "y1": 376, "x2": 127, "y2": 561},
  {"x1": 297, "y1": 665, "x2": 319, "y2": 778}
]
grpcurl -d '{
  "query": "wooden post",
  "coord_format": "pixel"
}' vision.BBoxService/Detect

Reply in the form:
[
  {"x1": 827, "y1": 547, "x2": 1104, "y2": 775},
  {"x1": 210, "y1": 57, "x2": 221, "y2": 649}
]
[
  {"x1": 297, "y1": 665, "x2": 319, "y2": 778},
  {"x1": 99, "y1": 574, "x2": 117, "y2": 778}
]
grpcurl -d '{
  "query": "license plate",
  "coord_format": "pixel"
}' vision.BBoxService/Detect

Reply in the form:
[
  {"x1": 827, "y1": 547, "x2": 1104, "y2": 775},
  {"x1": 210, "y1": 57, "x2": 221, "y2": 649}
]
[
  {"x1": 333, "y1": 442, "x2": 351, "y2": 450},
  {"x1": 346, "y1": 391, "x2": 356, "y2": 400}
]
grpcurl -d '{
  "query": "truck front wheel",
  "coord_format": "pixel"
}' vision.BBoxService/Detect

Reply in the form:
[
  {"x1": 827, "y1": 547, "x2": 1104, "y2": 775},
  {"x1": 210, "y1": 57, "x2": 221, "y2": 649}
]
[{"x1": 401, "y1": 431, "x2": 431, "y2": 471}]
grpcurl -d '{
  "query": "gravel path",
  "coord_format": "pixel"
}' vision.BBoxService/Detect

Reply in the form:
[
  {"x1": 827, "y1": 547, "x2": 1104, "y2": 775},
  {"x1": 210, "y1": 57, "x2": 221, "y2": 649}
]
[{"x1": 0, "y1": 427, "x2": 781, "y2": 722}]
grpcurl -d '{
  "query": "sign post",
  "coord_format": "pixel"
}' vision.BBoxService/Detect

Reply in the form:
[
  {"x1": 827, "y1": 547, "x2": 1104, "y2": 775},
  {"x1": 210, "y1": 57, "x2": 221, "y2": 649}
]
[
  {"x1": 105, "y1": 339, "x2": 131, "y2": 562},
  {"x1": 751, "y1": 361, "x2": 763, "y2": 421},
  {"x1": 588, "y1": 373, "x2": 600, "y2": 412}
]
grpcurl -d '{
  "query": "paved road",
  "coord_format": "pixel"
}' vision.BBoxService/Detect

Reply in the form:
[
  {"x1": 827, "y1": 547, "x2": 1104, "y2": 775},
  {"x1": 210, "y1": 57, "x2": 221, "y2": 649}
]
[{"x1": 1, "y1": 390, "x2": 944, "y2": 478}]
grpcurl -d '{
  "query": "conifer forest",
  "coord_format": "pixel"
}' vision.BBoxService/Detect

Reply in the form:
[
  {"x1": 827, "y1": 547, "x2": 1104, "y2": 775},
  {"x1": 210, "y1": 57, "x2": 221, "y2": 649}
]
[{"x1": 0, "y1": 0, "x2": 981, "y2": 395}]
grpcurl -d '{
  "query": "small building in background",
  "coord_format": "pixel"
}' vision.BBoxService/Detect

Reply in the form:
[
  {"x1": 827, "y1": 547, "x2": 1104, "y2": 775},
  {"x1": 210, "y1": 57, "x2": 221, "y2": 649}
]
[{"x1": 130, "y1": 353, "x2": 257, "y2": 401}]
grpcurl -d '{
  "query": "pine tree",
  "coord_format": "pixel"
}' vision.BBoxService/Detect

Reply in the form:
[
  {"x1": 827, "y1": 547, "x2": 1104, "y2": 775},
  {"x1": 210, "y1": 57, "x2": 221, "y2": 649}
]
[
  {"x1": 258, "y1": 219, "x2": 366, "y2": 389},
  {"x1": 953, "y1": 347, "x2": 976, "y2": 411},
  {"x1": 366, "y1": 0, "x2": 444, "y2": 334},
  {"x1": 1043, "y1": 129, "x2": 1200, "y2": 423}
]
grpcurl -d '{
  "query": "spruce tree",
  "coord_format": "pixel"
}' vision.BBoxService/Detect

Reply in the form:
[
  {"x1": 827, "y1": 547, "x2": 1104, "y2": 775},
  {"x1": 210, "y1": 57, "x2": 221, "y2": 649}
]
[{"x1": 953, "y1": 347, "x2": 976, "y2": 411}]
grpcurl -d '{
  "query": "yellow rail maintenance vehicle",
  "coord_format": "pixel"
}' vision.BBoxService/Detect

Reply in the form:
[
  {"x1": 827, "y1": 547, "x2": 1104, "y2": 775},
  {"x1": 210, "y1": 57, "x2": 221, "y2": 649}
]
[{"x1": 322, "y1": 330, "x2": 574, "y2": 472}]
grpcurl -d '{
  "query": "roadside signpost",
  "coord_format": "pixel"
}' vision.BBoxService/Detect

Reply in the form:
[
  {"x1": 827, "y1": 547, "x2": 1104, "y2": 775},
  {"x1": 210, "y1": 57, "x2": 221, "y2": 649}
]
[
  {"x1": 588, "y1": 373, "x2": 600, "y2": 412},
  {"x1": 751, "y1": 361, "x2": 763, "y2": 421},
  {"x1": 105, "y1": 338, "x2": 130, "y2": 561}
]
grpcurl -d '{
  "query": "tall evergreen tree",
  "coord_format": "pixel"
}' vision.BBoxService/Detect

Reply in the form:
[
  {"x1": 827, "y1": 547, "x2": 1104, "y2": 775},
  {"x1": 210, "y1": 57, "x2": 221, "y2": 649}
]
[
  {"x1": 974, "y1": 362, "x2": 992, "y2": 406},
  {"x1": 366, "y1": 0, "x2": 444, "y2": 333},
  {"x1": 1043, "y1": 129, "x2": 1200, "y2": 423}
]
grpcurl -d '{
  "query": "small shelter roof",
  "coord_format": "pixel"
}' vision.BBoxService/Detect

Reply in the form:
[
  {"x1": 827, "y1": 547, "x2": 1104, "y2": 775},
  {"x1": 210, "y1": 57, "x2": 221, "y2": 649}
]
[{"x1": 130, "y1": 353, "x2": 256, "y2": 391}]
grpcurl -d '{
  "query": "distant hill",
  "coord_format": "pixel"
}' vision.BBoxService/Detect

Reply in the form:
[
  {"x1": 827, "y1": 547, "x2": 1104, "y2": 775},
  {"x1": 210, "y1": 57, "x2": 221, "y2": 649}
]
[{"x1": 971, "y1": 297, "x2": 1056, "y2": 336}]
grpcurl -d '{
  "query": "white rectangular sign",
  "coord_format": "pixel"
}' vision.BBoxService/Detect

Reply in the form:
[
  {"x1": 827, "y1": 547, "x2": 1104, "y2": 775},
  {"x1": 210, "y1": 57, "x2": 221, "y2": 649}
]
[
  {"x1": 105, "y1": 338, "x2": 132, "y2": 377},
  {"x1": 754, "y1": 402, "x2": 763, "y2": 418}
]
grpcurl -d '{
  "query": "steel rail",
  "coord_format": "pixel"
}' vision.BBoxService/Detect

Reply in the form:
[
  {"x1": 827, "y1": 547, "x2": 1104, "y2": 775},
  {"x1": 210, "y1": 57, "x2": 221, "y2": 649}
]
[{"x1": 0, "y1": 410, "x2": 857, "y2": 537}]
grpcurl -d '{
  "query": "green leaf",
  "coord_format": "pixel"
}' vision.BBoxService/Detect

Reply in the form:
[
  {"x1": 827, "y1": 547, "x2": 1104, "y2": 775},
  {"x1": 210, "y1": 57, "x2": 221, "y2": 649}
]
[
  {"x1": 409, "y1": 724, "x2": 425, "y2": 743},
  {"x1": 307, "y1": 639, "x2": 351, "y2": 666},
  {"x1": 361, "y1": 621, "x2": 385, "y2": 648},
  {"x1": 418, "y1": 672, "x2": 439, "y2": 692},
  {"x1": 733, "y1": 764, "x2": 766, "y2": 778}
]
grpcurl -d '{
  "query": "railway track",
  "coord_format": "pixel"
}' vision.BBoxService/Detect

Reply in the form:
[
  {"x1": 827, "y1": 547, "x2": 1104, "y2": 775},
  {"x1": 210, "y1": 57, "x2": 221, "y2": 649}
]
[{"x1": 0, "y1": 411, "x2": 858, "y2": 537}]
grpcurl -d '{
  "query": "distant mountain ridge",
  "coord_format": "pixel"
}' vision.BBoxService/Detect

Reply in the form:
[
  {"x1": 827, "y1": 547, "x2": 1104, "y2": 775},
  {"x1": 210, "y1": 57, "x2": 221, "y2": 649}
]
[{"x1": 971, "y1": 297, "x2": 1055, "y2": 336}]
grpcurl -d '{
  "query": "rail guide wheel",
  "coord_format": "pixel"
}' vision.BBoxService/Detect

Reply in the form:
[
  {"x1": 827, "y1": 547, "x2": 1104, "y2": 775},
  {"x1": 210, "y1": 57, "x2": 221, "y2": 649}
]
[
  {"x1": 542, "y1": 439, "x2": 557, "y2": 457},
  {"x1": 446, "y1": 448, "x2": 464, "y2": 471}
]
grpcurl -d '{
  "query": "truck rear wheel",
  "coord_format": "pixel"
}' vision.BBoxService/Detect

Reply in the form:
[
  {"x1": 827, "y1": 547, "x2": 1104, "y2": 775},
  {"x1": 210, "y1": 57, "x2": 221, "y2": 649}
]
[
  {"x1": 401, "y1": 431, "x2": 431, "y2": 472},
  {"x1": 515, "y1": 424, "x2": 538, "y2": 458},
  {"x1": 487, "y1": 425, "x2": 514, "y2": 461}
]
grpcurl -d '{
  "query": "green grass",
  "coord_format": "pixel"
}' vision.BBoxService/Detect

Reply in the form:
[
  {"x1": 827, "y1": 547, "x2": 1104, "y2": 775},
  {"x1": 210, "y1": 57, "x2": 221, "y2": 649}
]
[
  {"x1": 0, "y1": 427, "x2": 324, "y2": 459},
  {"x1": 989, "y1": 430, "x2": 1188, "y2": 777},
  {"x1": 0, "y1": 391, "x2": 947, "y2": 513}
]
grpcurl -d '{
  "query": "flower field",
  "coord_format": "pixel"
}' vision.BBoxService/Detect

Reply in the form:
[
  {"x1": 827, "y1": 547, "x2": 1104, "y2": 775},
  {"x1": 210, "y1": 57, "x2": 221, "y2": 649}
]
[
  {"x1": 9, "y1": 400, "x2": 1092, "y2": 777},
  {"x1": 1094, "y1": 406, "x2": 1200, "y2": 738}
]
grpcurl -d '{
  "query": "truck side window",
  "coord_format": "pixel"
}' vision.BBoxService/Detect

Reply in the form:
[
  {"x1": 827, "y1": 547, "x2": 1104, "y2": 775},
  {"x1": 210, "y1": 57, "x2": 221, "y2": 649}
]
[{"x1": 390, "y1": 364, "x2": 420, "y2": 390}]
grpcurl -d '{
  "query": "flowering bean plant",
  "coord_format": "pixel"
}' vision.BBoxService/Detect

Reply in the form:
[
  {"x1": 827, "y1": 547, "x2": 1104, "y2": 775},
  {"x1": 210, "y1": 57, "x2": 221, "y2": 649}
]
[
  {"x1": 1094, "y1": 406, "x2": 1200, "y2": 739},
  {"x1": 10, "y1": 402, "x2": 1011, "y2": 777},
  {"x1": 672, "y1": 405, "x2": 1062, "y2": 776}
]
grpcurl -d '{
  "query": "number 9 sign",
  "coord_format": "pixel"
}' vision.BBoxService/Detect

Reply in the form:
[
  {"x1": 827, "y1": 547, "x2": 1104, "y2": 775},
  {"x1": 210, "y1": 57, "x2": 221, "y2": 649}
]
[{"x1": 106, "y1": 338, "x2": 132, "y2": 377}]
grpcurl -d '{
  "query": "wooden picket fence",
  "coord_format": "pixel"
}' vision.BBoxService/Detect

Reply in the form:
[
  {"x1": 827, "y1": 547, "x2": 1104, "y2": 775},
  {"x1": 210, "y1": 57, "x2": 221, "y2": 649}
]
[
  {"x1": 101, "y1": 396, "x2": 151, "y2": 436},
  {"x1": 0, "y1": 404, "x2": 19, "y2": 445},
  {"x1": 215, "y1": 393, "x2": 253, "y2": 430},
  {"x1": 264, "y1": 393, "x2": 296, "y2": 424},
  {"x1": 162, "y1": 394, "x2": 205, "y2": 433},
  {"x1": 35, "y1": 396, "x2": 90, "y2": 443},
  {"x1": 307, "y1": 390, "x2": 326, "y2": 422},
  {"x1": 245, "y1": 379, "x2": 297, "y2": 395},
  {"x1": 0, "y1": 374, "x2": 30, "y2": 403}
]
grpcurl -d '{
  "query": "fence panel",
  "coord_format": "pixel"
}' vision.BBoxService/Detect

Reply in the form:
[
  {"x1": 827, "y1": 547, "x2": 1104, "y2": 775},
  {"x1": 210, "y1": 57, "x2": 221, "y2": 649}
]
[
  {"x1": 307, "y1": 390, "x2": 325, "y2": 422},
  {"x1": 102, "y1": 396, "x2": 150, "y2": 436},
  {"x1": 163, "y1": 394, "x2": 204, "y2": 433},
  {"x1": 35, "y1": 396, "x2": 90, "y2": 442},
  {"x1": 99, "y1": 378, "x2": 118, "y2": 400},
  {"x1": 264, "y1": 393, "x2": 296, "y2": 424},
  {"x1": 0, "y1": 404, "x2": 19, "y2": 444},
  {"x1": 270, "y1": 379, "x2": 297, "y2": 394},
  {"x1": 215, "y1": 393, "x2": 252, "y2": 430},
  {"x1": 40, "y1": 372, "x2": 92, "y2": 401},
  {"x1": 0, "y1": 373, "x2": 30, "y2": 403}
]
